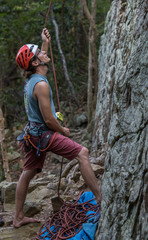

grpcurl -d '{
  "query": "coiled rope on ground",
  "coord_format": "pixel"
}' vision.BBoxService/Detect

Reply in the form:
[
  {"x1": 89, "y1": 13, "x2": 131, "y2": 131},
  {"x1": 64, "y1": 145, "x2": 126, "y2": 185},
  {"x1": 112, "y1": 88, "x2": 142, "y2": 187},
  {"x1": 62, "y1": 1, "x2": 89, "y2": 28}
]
[{"x1": 36, "y1": 192, "x2": 100, "y2": 240}]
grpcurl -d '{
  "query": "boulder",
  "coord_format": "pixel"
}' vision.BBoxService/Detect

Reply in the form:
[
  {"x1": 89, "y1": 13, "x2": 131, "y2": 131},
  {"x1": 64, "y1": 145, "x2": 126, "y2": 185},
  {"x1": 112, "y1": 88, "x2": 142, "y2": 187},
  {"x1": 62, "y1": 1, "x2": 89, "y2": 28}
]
[
  {"x1": 75, "y1": 113, "x2": 88, "y2": 127},
  {"x1": 0, "y1": 182, "x2": 17, "y2": 211},
  {"x1": 13, "y1": 130, "x2": 23, "y2": 138},
  {"x1": 24, "y1": 201, "x2": 42, "y2": 217},
  {"x1": 91, "y1": 164, "x2": 104, "y2": 176},
  {"x1": 7, "y1": 152, "x2": 20, "y2": 161}
]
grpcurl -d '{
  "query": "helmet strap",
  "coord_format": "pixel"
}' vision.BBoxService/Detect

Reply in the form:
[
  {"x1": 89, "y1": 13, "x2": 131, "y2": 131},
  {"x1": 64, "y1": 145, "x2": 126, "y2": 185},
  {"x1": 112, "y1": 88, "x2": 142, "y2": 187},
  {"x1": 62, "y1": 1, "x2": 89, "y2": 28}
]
[{"x1": 36, "y1": 56, "x2": 48, "y2": 67}]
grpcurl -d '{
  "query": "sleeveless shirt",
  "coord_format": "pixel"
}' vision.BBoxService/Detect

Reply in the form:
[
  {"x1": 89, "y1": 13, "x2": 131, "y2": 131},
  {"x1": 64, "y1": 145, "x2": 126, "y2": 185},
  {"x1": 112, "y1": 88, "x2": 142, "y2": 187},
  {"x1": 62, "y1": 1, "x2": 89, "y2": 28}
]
[{"x1": 24, "y1": 74, "x2": 57, "y2": 136}]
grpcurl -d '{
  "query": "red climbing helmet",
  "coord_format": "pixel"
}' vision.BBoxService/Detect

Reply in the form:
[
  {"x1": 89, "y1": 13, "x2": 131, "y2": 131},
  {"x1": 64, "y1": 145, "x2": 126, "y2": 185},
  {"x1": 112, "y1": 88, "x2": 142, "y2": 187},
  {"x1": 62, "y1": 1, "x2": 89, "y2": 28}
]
[{"x1": 16, "y1": 44, "x2": 38, "y2": 70}]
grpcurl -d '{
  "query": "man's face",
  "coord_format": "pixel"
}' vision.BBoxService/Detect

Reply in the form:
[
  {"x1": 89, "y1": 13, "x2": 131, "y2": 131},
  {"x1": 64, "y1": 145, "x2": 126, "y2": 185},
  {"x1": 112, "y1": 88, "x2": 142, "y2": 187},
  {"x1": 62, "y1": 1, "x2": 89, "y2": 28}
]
[{"x1": 36, "y1": 49, "x2": 51, "y2": 64}]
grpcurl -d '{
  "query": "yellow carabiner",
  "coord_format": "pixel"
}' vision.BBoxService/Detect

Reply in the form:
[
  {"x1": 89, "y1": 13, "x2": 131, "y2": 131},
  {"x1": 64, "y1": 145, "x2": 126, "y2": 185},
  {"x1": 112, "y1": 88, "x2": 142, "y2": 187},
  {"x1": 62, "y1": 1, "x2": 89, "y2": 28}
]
[{"x1": 56, "y1": 112, "x2": 64, "y2": 122}]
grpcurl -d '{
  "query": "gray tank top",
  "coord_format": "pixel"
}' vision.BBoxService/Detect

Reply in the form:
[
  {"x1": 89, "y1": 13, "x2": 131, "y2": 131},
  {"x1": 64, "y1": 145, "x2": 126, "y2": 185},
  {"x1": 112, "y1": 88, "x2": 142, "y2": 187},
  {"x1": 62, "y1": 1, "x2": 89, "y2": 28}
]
[{"x1": 24, "y1": 74, "x2": 57, "y2": 136}]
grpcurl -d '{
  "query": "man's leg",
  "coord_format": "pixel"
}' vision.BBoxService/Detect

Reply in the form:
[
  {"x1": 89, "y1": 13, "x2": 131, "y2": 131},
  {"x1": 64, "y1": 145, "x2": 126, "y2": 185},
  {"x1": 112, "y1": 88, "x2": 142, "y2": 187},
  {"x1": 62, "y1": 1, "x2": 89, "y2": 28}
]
[
  {"x1": 13, "y1": 169, "x2": 40, "y2": 228},
  {"x1": 76, "y1": 147, "x2": 102, "y2": 203}
]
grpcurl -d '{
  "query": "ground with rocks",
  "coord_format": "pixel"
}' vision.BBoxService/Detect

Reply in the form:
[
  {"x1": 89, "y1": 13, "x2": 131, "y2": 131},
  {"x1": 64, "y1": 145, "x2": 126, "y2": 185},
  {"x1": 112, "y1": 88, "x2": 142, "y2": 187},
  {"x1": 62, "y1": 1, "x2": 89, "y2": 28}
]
[{"x1": 0, "y1": 126, "x2": 106, "y2": 240}]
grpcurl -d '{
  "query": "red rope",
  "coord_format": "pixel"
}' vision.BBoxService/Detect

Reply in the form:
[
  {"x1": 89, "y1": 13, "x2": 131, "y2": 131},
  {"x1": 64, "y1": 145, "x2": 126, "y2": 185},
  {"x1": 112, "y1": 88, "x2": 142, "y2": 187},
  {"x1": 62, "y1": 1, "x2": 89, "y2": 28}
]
[
  {"x1": 36, "y1": 192, "x2": 100, "y2": 240},
  {"x1": 44, "y1": 0, "x2": 65, "y2": 198},
  {"x1": 44, "y1": 0, "x2": 61, "y2": 113},
  {"x1": 49, "y1": 39, "x2": 62, "y2": 113},
  {"x1": 44, "y1": 0, "x2": 52, "y2": 28},
  {"x1": 48, "y1": 39, "x2": 64, "y2": 195},
  {"x1": 37, "y1": 7, "x2": 101, "y2": 240}
]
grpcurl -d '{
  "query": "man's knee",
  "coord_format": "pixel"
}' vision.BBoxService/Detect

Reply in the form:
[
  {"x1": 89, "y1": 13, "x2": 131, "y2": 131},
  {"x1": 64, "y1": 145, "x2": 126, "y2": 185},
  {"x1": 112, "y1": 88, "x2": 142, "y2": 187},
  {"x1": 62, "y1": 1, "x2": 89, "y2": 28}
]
[
  {"x1": 22, "y1": 169, "x2": 37, "y2": 182},
  {"x1": 77, "y1": 147, "x2": 89, "y2": 162},
  {"x1": 81, "y1": 147, "x2": 89, "y2": 156}
]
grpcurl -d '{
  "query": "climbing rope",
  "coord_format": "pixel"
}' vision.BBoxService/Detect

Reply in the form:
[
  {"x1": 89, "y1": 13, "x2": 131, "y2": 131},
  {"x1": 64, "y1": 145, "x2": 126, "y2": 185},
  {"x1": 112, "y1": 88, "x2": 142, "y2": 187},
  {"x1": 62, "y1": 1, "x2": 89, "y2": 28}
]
[
  {"x1": 44, "y1": 0, "x2": 66, "y2": 198},
  {"x1": 44, "y1": 0, "x2": 53, "y2": 29},
  {"x1": 44, "y1": 0, "x2": 61, "y2": 114},
  {"x1": 36, "y1": 192, "x2": 100, "y2": 240},
  {"x1": 35, "y1": 5, "x2": 101, "y2": 240}
]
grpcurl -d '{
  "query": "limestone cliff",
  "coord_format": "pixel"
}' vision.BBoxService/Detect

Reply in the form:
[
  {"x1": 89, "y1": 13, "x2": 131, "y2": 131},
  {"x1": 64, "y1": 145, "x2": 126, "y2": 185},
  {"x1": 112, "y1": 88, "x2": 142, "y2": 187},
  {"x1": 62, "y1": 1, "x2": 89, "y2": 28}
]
[{"x1": 93, "y1": 0, "x2": 148, "y2": 239}]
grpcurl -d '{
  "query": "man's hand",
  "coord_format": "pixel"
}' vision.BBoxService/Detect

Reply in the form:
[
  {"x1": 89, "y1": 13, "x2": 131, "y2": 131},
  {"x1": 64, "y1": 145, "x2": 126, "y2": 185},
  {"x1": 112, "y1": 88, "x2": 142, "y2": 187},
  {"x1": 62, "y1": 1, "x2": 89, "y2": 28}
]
[
  {"x1": 41, "y1": 28, "x2": 51, "y2": 43},
  {"x1": 41, "y1": 28, "x2": 50, "y2": 53},
  {"x1": 64, "y1": 127, "x2": 70, "y2": 137}
]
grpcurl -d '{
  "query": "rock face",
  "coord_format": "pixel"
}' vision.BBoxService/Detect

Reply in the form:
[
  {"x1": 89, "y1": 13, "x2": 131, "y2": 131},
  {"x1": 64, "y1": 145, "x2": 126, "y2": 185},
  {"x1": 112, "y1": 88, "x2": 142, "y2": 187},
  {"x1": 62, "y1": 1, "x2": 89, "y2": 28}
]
[{"x1": 93, "y1": 0, "x2": 148, "y2": 239}]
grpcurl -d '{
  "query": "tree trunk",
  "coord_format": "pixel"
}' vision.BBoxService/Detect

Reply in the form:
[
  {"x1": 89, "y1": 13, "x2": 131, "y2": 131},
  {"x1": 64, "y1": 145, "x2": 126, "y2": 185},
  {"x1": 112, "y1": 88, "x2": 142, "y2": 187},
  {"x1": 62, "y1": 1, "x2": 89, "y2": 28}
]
[
  {"x1": 80, "y1": 0, "x2": 98, "y2": 123},
  {"x1": 87, "y1": 29, "x2": 93, "y2": 122},
  {"x1": 78, "y1": 0, "x2": 88, "y2": 61},
  {"x1": 0, "y1": 106, "x2": 11, "y2": 182},
  {"x1": 51, "y1": 10, "x2": 79, "y2": 106}
]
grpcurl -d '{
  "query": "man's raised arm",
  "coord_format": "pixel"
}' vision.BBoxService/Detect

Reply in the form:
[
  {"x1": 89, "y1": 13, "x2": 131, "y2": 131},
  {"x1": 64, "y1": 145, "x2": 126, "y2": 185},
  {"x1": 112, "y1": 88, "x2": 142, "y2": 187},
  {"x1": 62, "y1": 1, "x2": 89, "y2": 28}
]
[{"x1": 41, "y1": 28, "x2": 50, "y2": 53}]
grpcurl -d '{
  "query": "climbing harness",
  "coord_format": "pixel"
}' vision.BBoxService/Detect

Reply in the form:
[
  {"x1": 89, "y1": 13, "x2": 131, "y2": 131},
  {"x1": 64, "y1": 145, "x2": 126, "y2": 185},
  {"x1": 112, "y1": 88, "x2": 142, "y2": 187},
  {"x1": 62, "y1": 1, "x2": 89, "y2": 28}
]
[
  {"x1": 24, "y1": 131, "x2": 57, "y2": 156},
  {"x1": 17, "y1": 122, "x2": 57, "y2": 156}
]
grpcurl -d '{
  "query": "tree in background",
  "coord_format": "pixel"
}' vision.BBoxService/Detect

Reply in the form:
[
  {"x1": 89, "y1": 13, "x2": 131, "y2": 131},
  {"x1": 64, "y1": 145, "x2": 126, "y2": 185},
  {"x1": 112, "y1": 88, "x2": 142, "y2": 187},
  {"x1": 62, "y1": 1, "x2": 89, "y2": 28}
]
[
  {"x1": 0, "y1": 0, "x2": 110, "y2": 127},
  {"x1": 80, "y1": 0, "x2": 98, "y2": 123},
  {"x1": 0, "y1": 76, "x2": 11, "y2": 182}
]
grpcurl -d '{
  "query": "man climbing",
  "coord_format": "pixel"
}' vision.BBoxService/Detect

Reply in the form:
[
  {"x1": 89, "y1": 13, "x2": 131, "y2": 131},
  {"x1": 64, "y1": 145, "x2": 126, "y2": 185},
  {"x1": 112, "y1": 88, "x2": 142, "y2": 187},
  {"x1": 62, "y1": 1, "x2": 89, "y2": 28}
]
[{"x1": 13, "y1": 28, "x2": 102, "y2": 228}]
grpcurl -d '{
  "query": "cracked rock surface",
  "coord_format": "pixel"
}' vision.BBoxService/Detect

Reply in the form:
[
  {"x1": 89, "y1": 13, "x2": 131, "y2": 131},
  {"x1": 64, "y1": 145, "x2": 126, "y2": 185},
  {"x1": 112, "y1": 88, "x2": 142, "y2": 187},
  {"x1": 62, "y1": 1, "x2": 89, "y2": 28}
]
[{"x1": 93, "y1": 0, "x2": 148, "y2": 239}]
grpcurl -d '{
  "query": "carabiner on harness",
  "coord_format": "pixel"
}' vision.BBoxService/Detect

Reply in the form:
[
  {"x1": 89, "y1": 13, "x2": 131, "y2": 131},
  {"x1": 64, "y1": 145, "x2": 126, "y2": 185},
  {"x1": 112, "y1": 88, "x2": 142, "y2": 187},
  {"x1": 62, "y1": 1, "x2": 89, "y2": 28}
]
[{"x1": 56, "y1": 112, "x2": 64, "y2": 122}]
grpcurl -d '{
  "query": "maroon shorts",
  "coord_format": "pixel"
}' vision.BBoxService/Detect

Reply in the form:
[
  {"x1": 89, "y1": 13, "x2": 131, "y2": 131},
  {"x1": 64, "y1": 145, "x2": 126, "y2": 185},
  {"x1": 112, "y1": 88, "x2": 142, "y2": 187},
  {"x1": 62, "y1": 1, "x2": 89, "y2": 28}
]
[{"x1": 19, "y1": 132, "x2": 83, "y2": 172}]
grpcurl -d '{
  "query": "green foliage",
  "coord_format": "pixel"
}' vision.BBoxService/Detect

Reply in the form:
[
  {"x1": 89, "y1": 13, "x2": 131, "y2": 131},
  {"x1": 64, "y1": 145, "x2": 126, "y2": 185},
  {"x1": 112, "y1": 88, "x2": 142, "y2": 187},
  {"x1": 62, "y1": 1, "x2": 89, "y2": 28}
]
[{"x1": 0, "y1": 0, "x2": 110, "y2": 126}]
